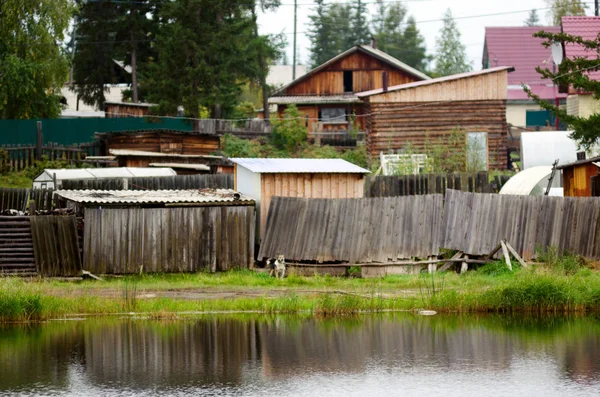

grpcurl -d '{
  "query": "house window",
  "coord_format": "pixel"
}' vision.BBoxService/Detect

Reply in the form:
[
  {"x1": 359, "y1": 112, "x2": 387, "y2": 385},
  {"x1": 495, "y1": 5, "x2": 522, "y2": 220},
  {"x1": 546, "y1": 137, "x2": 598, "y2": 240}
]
[
  {"x1": 343, "y1": 70, "x2": 353, "y2": 92},
  {"x1": 320, "y1": 107, "x2": 347, "y2": 123},
  {"x1": 467, "y1": 132, "x2": 488, "y2": 171}
]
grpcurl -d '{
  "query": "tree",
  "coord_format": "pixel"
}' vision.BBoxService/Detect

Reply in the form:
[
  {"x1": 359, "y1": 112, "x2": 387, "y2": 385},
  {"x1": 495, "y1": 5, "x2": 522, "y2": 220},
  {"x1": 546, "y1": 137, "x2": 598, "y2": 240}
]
[
  {"x1": 524, "y1": 9, "x2": 541, "y2": 26},
  {"x1": 71, "y1": 0, "x2": 160, "y2": 109},
  {"x1": 524, "y1": 30, "x2": 600, "y2": 149},
  {"x1": 545, "y1": 0, "x2": 587, "y2": 25},
  {"x1": 433, "y1": 9, "x2": 472, "y2": 76},
  {"x1": 307, "y1": 2, "x2": 352, "y2": 67},
  {"x1": 0, "y1": 0, "x2": 74, "y2": 119},
  {"x1": 145, "y1": 0, "x2": 282, "y2": 121},
  {"x1": 348, "y1": 0, "x2": 371, "y2": 46}
]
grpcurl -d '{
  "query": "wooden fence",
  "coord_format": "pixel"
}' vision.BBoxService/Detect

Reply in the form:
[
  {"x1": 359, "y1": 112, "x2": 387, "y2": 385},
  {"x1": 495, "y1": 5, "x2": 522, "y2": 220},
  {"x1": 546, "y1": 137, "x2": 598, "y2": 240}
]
[
  {"x1": 258, "y1": 195, "x2": 443, "y2": 263},
  {"x1": 442, "y1": 189, "x2": 600, "y2": 260},
  {"x1": 0, "y1": 188, "x2": 54, "y2": 212},
  {"x1": 0, "y1": 142, "x2": 102, "y2": 172},
  {"x1": 30, "y1": 216, "x2": 81, "y2": 277},
  {"x1": 60, "y1": 174, "x2": 234, "y2": 191},
  {"x1": 364, "y1": 172, "x2": 504, "y2": 197},
  {"x1": 83, "y1": 206, "x2": 255, "y2": 274},
  {"x1": 195, "y1": 119, "x2": 271, "y2": 139}
]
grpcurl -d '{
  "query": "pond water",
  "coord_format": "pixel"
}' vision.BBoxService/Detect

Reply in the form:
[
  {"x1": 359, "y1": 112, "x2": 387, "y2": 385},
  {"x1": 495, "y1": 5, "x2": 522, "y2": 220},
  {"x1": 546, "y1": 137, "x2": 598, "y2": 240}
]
[{"x1": 1, "y1": 314, "x2": 599, "y2": 396}]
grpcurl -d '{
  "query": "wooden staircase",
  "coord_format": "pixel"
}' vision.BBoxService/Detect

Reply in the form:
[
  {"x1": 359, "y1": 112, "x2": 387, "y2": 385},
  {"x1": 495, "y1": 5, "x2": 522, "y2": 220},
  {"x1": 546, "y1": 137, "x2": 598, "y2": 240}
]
[{"x1": 0, "y1": 216, "x2": 37, "y2": 276}]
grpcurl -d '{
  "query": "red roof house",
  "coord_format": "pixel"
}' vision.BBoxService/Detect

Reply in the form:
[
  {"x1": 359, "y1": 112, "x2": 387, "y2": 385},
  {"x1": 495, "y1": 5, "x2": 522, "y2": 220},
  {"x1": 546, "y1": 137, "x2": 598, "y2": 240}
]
[
  {"x1": 483, "y1": 26, "x2": 566, "y2": 128},
  {"x1": 561, "y1": 16, "x2": 600, "y2": 92}
]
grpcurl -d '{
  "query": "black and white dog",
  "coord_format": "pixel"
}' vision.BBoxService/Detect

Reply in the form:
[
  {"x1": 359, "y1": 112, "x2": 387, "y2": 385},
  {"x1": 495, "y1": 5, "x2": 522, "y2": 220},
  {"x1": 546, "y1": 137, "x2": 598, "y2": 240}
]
[{"x1": 268, "y1": 255, "x2": 286, "y2": 279}]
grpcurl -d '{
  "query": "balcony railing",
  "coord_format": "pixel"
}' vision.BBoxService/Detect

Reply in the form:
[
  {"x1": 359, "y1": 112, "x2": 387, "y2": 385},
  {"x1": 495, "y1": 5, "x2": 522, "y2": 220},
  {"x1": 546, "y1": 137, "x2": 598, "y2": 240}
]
[{"x1": 310, "y1": 131, "x2": 366, "y2": 147}]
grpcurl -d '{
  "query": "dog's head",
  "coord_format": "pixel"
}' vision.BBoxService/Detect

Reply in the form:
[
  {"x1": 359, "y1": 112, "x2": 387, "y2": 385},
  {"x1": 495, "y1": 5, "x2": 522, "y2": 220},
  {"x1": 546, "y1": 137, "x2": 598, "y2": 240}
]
[{"x1": 277, "y1": 254, "x2": 285, "y2": 263}]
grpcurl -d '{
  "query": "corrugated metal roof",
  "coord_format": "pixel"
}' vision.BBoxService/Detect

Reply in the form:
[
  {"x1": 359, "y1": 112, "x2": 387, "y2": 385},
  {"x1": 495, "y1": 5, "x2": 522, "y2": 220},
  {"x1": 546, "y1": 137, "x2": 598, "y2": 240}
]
[
  {"x1": 272, "y1": 45, "x2": 430, "y2": 97},
  {"x1": 556, "y1": 155, "x2": 600, "y2": 170},
  {"x1": 499, "y1": 166, "x2": 552, "y2": 195},
  {"x1": 357, "y1": 66, "x2": 514, "y2": 97},
  {"x1": 149, "y1": 163, "x2": 210, "y2": 171},
  {"x1": 109, "y1": 149, "x2": 222, "y2": 159},
  {"x1": 54, "y1": 189, "x2": 255, "y2": 205},
  {"x1": 268, "y1": 95, "x2": 361, "y2": 105},
  {"x1": 35, "y1": 167, "x2": 176, "y2": 182},
  {"x1": 561, "y1": 16, "x2": 600, "y2": 82},
  {"x1": 484, "y1": 26, "x2": 562, "y2": 99},
  {"x1": 230, "y1": 158, "x2": 370, "y2": 174}
]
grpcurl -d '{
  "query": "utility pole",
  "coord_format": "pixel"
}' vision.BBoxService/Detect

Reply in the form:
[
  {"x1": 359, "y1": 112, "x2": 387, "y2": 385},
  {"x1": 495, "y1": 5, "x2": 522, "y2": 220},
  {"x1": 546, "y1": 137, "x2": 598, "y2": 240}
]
[
  {"x1": 596, "y1": 0, "x2": 599, "y2": 16},
  {"x1": 292, "y1": 0, "x2": 297, "y2": 79}
]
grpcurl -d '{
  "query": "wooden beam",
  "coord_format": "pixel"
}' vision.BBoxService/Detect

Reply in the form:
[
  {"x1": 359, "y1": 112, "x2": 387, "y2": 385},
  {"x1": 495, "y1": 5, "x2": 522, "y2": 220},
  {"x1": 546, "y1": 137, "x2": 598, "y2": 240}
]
[
  {"x1": 500, "y1": 240, "x2": 512, "y2": 271},
  {"x1": 505, "y1": 241, "x2": 528, "y2": 268},
  {"x1": 438, "y1": 251, "x2": 463, "y2": 272}
]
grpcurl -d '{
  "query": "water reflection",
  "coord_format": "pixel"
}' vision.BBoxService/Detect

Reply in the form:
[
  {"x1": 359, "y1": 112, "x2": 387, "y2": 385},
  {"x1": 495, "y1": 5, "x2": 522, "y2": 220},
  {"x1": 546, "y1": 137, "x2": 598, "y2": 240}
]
[{"x1": 1, "y1": 314, "x2": 599, "y2": 396}]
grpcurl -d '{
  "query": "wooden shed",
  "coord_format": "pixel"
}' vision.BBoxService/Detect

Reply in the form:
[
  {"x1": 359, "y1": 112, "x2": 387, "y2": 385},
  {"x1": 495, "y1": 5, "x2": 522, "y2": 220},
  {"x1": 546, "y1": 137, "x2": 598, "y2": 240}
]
[
  {"x1": 557, "y1": 155, "x2": 600, "y2": 197},
  {"x1": 104, "y1": 101, "x2": 153, "y2": 118},
  {"x1": 96, "y1": 129, "x2": 221, "y2": 156},
  {"x1": 54, "y1": 189, "x2": 256, "y2": 273},
  {"x1": 230, "y1": 158, "x2": 370, "y2": 240},
  {"x1": 357, "y1": 66, "x2": 514, "y2": 170}
]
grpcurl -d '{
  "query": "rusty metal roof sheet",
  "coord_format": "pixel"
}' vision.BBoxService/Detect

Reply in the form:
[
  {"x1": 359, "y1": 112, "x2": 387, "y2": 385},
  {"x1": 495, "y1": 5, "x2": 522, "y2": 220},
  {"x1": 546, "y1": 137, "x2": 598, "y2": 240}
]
[
  {"x1": 54, "y1": 189, "x2": 255, "y2": 205},
  {"x1": 230, "y1": 158, "x2": 370, "y2": 174},
  {"x1": 109, "y1": 149, "x2": 223, "y2": 159},
  {"x1": 268, "y1": 94, "x2": 362, "y2": 105}
]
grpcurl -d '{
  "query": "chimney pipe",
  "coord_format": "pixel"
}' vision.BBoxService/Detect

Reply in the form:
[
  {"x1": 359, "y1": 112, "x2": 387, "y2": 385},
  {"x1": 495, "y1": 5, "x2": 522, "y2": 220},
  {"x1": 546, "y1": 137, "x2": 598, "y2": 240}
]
[
  {"x1": 371, "y1": 36, "x2": 376, "y2": 49},
  {"x1": 382, "y1": 71, "x2": 388, "y2": 93},
  {"x1": 577, "y1": 151, "x2": 586, "y2": 160}
]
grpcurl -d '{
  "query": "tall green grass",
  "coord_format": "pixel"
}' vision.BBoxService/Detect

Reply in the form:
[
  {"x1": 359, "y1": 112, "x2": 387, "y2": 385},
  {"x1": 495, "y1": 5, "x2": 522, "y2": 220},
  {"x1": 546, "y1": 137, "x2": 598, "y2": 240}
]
[{"x1": 0, "y1": 279, "x2": 42, "y2": 322}]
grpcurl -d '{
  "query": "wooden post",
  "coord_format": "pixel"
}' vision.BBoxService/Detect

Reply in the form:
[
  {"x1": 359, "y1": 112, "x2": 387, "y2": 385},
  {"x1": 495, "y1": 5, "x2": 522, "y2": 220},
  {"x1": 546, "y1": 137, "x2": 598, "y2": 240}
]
[
  {"x1": 36, "y1": 121, "x2": 43, "y2": 160},
  {"x1": 501, "y1": 240, "x2": 513, "y2": 271}
]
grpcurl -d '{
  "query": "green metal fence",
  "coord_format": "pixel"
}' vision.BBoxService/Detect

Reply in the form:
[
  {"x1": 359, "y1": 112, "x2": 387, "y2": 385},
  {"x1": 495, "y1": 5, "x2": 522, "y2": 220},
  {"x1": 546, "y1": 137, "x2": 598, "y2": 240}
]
[{"x1": 0, "y1": 117, "x2": 194, "y2": 146}]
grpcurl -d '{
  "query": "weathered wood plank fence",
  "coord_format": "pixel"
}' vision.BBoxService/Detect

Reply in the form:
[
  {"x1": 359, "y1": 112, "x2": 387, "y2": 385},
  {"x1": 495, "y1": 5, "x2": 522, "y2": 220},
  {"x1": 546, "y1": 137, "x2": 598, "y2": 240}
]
[
  {"x1": 0, "y1": 188, "x2": 54, "y2": 212},
  {"x1": 83, "y1": 206, "x2": 255, "y2": 274},
  {"x1": 0, "y1": 142, "x2": 102, "y2": 172},
  {"x1": 60, "y1": 174, "x2": 233, "y2": 191},
  {"x1": 364, "y1": 172, "x2": 506, "y2": 197},
  {"x1": 442, "y1": 189, "x2": 600, "y2": 260},
  {"x1": 258, "y1": 195, "x2": 443, "y2": 263},
  {"x1": 30, "y1": 216, "x2": 81, "y2": 277}
]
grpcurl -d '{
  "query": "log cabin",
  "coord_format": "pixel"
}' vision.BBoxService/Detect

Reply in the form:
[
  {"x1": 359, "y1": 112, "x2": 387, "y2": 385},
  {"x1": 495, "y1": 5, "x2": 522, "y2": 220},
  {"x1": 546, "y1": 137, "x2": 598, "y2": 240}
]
[
  {"x1": 268, "y1": 45, "x2": 430, "y2": 144},
  {"x1": 357, "y1": 67, "x2": 514, "y2": 170}
]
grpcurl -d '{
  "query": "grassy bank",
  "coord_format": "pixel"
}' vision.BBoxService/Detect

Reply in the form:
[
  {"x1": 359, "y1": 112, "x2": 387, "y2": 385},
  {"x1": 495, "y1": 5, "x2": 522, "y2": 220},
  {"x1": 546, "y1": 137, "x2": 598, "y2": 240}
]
[{"x1": 2, "y1": 255, "x2": 600, "y2": 322}]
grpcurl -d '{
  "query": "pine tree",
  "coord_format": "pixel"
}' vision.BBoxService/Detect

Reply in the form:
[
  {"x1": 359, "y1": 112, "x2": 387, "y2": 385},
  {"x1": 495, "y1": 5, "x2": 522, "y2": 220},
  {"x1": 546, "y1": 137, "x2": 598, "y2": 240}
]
[
  {"x1": 372, "y1": 1, "x2": 407, "y2": 55},
  {"x1": 307, "y1": 0, "x2": 334, "y2": 67},
  {"x1": 145, "y1": 0, "x2": 282, "y2": 121},
  {"x1": 433, "y1": 9, "x2": 472, "y2": 76},
  {"x1": 348, "y1": 0, "x2": 371, "y2": 46},
  {"x1": 524, "y1": 30, "x2": 600, "y2": 148},
  {"x1": 545, "y1": 0, "x2": 587, "y2": 25},
  {"x1": 0, "y1": 0, "x2": 74, "y2": 119},
  {"x1": 524, "y1": 9, "x2": 541, "y2": 26},
  {"x1": 400, "y1": 17, "x2": 429, "y2": 72}
]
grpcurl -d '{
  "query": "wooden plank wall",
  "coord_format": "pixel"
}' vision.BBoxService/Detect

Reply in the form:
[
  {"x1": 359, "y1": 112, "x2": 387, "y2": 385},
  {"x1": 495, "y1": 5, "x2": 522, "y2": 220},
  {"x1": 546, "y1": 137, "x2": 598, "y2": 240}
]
[
  {"x1": 0, "y1": 188, "x2": 54, "y2": 212},
  {"x1": 259, "y1": 173, "x2": 365, "y2": 239},
  {"x1": 282, "y1": 51, "x2": 422, "y2": 95},
  {"x1": 0, "y1": 142, "x2": 102, "y2": 172},
  {"x1": 30, "y1": 216, "x2": 82, "y2": 277},
  {"x1": 365, "y1": 173, "x2": 495, "y2": 197},
  {"x1": 60, "y1": 174, "x2": 233, "y2": 191},
  {"x1": 258, "y1": 195, "x2": 443, "y2": 262},
  {"x1": 105, "y1": 131, "x2": 220, "y2": 155},
  {"x1": 442, "y1": 189, "x2": 600, "y2": 260},
  {"x1": 365, "y1": 100, "x2": 508, "y2": 169},
  {"x1": 83, "y1": 206, "x2": 255, "y2": 274}
]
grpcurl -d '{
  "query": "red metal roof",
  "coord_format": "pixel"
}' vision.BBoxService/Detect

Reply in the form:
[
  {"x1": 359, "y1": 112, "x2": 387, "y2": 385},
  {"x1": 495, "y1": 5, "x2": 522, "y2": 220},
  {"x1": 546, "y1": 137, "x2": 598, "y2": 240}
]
[
  {"x1": 561, "y1": 16, "x2": 600, "y2": 82},
  {"x1": 484, "y1": 26, "x2": 563, "y2": 100}
]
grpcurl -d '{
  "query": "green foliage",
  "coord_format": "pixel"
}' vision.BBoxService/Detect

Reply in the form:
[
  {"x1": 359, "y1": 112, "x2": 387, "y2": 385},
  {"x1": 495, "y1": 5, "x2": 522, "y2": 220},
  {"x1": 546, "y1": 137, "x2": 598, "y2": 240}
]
[
  {"x1": 524, "y1": 30, "x2": 600, "y2": 149},
  {"x1": 341, "y1": 146, "x2": 368, "y2": 169},
  {"x1": 545, "y1": 0, "x2": 587, "y2": 25},
  {"x1": 424, "y1": 128, "x2": 468, "y2": 173},
  {"x1": 221, "y1": 133, "x2": 262, "y2": 157},
  {"x1": 270, "y1": 105, "x2": 308, "y2": 153},
  {"x1": 0, "y1": 150, "x2": 10, "y2": 175},
  {"x1": 307, "y1": 1, "x2": 354, "y2": 67},
  {"x1": 231, "y1": 101, "x2": 258, "y2": 126},
  {"x1": 145, "y1": 1, "x2": 284, "y2": 119},
  {"x1": 524, "y1": 9, "x2": 541, "y2": 26},
  {"x1": 372, "y1": 2, "x2": 429, "y2": 72},
  {"x1": 22, "y1": 156, "x2": 70, "y2": 180},
  {"x1": 536, "y1": 247, "x2": 585, "y2": 275},
  {"x1": 0, "y1": 279, "x2": 42, "y2": 322},
  {"x1": 0, "y1": 0, "x2": 73, "y2": 119},
  {"x1": 478, "y1": 261, "x2": 515, "y2": 277},
  {"x1": 433, "y1": 9, "x2": 472, "y2": 76}
]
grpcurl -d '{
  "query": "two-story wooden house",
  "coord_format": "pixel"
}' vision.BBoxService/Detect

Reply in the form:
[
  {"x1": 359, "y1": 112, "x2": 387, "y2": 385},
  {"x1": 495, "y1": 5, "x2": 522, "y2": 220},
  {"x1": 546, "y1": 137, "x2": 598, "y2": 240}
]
[{"x1": 268, "y1": 45, "x2": 430, "y2": 143}]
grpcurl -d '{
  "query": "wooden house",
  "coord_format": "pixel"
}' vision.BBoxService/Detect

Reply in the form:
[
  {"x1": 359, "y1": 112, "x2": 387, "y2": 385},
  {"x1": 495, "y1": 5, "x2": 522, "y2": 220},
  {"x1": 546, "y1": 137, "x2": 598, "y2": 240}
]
[
  {"x1": 356, "y1": 67, "x2": 514, "y2": 170},
  {"x1": 104, "y1": 101, "x2": 154, "y2": 118},
  {"x1": 268, "y1": 45, "x2": 430, "y2": 140},
  {"x1": 230, "y1": 158, "x2": 370, "y2": 240},
  {"x1": 557, "y1": 154, "x2": 600, "y2": 197},
  {"x1": 95, "y1": 129, "x2": 231, "y2": 173},
  {"x1": 54, "y1": 189, "x2": 256, "y2": 273}
]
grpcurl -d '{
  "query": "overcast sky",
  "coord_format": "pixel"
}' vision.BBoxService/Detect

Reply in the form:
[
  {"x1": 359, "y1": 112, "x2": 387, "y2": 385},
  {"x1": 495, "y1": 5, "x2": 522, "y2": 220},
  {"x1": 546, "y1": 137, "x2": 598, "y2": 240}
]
[{"x1": 257, "y1": 0, "x2": 593, "y2": 70}]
